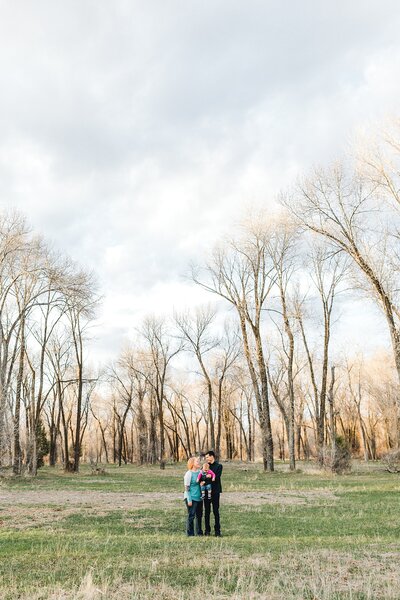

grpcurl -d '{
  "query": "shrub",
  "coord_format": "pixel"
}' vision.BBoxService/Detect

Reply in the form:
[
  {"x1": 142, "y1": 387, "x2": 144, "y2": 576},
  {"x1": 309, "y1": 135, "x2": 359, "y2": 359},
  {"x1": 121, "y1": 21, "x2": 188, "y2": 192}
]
[
  {"x1": 382, "y1": 449, "x2": 400, "y2": 473},
  {"x1": 321, "y1": 436, "x2": 352, "y2": 474}
]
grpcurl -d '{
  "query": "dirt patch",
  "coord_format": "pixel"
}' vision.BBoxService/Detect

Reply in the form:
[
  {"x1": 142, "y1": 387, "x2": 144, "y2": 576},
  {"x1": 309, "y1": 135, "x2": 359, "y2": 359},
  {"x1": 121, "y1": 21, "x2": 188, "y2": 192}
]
[
  {"x1": 0, "y1": 489, "x2": 337, "y2": 513},
  {"x1": 0, "y1": 490, "x2": 179, "y2": 508},
  {"x1": 0, "y1": 489, "x2": 336, "y2": 530},
  {"x1": 224, "y1": 489, "x2": 337, "y2": 505},
  {"x1": 0, "y1": 491, "x2": 178, "y2": 530},
  {"x1": 0, "y1": 505, "x2": 84, "y2": 530}
]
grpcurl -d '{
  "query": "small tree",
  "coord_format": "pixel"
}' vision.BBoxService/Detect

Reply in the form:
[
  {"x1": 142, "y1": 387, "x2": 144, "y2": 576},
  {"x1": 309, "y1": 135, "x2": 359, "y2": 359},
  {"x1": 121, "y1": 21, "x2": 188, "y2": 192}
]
[{"x1": 36, "y1": 420, "x2": 50, "y2": 469}]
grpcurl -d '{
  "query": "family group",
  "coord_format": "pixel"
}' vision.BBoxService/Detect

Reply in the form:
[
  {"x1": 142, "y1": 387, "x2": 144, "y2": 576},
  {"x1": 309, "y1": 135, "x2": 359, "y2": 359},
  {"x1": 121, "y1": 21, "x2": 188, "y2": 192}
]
[{"x1": 183, "y1": 451, "x2": 223, "y2": 537}]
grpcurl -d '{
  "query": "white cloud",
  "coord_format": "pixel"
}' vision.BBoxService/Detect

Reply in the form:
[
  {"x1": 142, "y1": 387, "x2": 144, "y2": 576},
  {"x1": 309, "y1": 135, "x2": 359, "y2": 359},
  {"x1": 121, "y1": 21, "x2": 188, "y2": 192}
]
[{"x1": 0, "y1": 1, "x2": 400, "y2": 362}]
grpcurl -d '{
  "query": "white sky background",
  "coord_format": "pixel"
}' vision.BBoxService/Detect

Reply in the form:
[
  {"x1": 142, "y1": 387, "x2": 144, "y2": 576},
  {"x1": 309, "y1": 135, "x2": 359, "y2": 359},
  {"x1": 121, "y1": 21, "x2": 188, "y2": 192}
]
[{"x1": 0, "y1": 1, "x2": 399, "y2": 364}]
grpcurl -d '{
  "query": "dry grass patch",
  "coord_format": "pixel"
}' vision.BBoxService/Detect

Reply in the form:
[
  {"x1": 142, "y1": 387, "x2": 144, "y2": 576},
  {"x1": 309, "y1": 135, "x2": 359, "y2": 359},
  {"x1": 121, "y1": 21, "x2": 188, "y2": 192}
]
[{"x1": 11, "y1": 549, "x2": 400, "y2": 600}]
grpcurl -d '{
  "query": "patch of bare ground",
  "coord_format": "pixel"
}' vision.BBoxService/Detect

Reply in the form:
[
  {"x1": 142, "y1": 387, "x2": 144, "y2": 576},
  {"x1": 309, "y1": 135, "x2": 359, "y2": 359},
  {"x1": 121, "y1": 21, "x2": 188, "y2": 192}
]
[
  {"x1": 0, "y1": 505, "x2": 71, "y2": 530},
  {"x1": 14, "y1": 549, "x2": 400, "y2": 599},
  {"x1": 0, "y1": 488, "x2": 337, "y2": 511},
  {"x1": 224, "y1": 489, "x2": 337, "y2": 505},
  {"x1": 0, "y1": 489, "x2": 337, "y2": 529},
  {"x1": 0, "y1": 505, "x2": 113, "y2": 530},
  {"x1": 0, "y1": 490, "x2": 178, "y2": 508}
]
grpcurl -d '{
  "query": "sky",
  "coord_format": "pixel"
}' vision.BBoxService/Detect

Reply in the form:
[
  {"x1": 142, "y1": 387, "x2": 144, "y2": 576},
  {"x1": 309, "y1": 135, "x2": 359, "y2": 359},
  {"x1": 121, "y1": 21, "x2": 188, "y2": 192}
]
[{"x1": 0, "y1": 1, "x2": 400, "y2": 363}]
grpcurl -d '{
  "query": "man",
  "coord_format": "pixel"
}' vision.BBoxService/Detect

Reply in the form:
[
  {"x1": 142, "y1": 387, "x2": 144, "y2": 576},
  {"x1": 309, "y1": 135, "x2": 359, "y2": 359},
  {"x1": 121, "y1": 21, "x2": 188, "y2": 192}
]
[{"x1": 204, "y1": 450, "x2": 222, "y2": 537}]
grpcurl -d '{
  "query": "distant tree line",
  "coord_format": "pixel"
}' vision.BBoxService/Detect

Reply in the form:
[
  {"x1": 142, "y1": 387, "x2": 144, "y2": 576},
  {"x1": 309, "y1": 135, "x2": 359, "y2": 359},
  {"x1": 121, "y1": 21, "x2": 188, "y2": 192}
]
[
  {"x1": 2, "y1": 121, "x2": 400, "y2": 474},
  {"x1": 0, "y1": 212, "x2": 97, "y2": 475}
]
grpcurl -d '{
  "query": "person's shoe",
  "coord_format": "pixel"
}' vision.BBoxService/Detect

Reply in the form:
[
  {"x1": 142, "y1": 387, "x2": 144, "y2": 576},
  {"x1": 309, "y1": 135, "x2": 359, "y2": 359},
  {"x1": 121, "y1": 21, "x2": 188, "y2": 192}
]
[
  {"x1": 187, "y1": 533, "x2": 195, "y2": 537},
  {"x1": 204, "y1": 531, "x2": 211, "y2": 536},
  {"x1": 215, "y1": 533, "x2": 222, "y2": 537},
  {"x1": 207, "y1": 494, "x2": 212, "y2": 500},
  {"x1": 197, "y1": 532, "x2": 204, "y2": 536}
]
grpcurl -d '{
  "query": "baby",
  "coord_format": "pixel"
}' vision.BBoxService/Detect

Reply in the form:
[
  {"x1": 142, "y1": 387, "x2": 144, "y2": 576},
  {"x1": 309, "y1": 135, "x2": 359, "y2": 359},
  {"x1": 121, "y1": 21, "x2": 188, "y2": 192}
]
[{"x1": 197, "y1": 462, "x2": 216, "y2": 500}]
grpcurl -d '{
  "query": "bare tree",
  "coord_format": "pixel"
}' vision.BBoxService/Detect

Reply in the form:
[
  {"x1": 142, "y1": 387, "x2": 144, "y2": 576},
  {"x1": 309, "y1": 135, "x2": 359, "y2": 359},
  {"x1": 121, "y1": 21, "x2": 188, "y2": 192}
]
[
  {"x1": 345, "y1": 356, "x2": 371, "y2": 461},
  {"x1": 0, "y1": 213, "x2": 31, "y2": 466},
  {"x1": 214, "y1": 321, "x2": 241, "y2": 457},
  {"x1": 283, "y1": 163, "x2": 400, "y2": 442},
  {"x1": 108, "y1": 349, "x2": 137, "y2": 466},
  {"x1": 266, "y1": 220, "x2": 299, "y2": 470},
  {"x1": 293, "y1": 245, "x2": 347, "y2": 459},
  {"x1": 175, "y1": 305, "x2": 219, "y2": 450},
  {"x1": 66, "y1": 269, "x2": 98, "y2": 472},
  {"x1": 140, "y1": 317, "x2": 182, "y2": 469},
  {"x1": 193, "y1": 221, "x2": 276, "y2": 471}
]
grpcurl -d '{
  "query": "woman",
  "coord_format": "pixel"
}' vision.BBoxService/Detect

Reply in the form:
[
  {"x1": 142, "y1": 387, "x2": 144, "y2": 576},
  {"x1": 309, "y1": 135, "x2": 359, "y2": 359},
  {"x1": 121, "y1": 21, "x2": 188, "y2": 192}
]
[{"x1": 183, "y1": 456, "x2": 203, "y2": 536}]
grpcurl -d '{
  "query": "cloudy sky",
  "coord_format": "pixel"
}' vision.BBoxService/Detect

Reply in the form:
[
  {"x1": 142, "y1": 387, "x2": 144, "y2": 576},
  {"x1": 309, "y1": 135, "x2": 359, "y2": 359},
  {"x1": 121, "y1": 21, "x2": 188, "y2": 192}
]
[{"x1": 1, "y1": 1, "x2": 400, "y2": 362}]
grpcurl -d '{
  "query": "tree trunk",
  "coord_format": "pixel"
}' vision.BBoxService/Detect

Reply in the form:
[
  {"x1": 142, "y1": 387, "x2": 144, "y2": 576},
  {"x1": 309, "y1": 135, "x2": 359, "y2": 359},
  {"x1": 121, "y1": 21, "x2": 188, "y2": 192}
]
[
  {"x1": 328, "y1": 366, "x2": 336, "y2": 464},
  {"x1": 137, "y1": 396, "x2": 148, "y2": 465},
  {"x1": 216, "y1": 378, "x2": 223, "y2": 458},
  {"x1": 73, "y1": 359, "x2": 83, "y2": 472},
  {"x1": 158, "y1": 398, "x2": 166, "y2": 470},
  {"x1": 240, "y1": 314, "x2": 274, "y2": 471},
  {"x1": 13, "y1": 318, "x2": 25, "y2": 474}
]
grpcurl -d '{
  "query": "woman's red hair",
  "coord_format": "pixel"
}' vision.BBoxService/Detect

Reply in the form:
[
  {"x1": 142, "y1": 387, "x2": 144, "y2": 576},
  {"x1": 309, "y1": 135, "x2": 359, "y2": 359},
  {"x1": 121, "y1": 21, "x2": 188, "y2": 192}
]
[{"x1": 187, "y1": 457, "x2": 197, "y2": 470}]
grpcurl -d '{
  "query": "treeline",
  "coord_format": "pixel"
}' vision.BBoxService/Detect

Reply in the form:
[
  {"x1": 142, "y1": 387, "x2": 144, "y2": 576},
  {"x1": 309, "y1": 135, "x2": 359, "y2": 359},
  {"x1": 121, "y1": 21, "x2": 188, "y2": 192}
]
[
  {"x1": 0, "y1": 213, "x2": 97, "y2": 475},
  {"x1": 2, "y1": 122, "x2": 400, "y2": 474}
]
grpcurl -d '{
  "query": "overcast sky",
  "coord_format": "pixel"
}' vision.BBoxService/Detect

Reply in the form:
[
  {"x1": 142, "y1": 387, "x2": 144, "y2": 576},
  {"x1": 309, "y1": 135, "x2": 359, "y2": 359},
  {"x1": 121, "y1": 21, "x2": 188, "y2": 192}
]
[{"x1": 1, "y1": 1, "x2": 400, "y2": 363}]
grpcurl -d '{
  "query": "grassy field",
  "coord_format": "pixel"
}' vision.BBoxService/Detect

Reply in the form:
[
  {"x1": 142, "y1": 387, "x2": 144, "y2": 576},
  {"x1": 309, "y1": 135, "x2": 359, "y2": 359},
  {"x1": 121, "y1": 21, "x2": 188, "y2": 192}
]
[{"x1": 1, "y1": 461, "x2": 400, "y2": 599}]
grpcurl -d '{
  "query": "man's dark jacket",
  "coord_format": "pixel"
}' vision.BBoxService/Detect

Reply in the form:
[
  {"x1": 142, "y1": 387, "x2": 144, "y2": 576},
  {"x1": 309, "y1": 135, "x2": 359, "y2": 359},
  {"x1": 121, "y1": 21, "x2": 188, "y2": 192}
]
[{"x1": 210, "y1": 461, "x2": 223, "y2": 494}]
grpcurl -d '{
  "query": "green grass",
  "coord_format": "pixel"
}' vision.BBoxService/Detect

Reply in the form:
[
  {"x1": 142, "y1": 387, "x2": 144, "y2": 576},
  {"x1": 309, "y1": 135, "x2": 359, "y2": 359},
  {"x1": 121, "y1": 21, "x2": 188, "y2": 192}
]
[{"x1": 1, "y1": 461, "x2": 400, "y2": 599}]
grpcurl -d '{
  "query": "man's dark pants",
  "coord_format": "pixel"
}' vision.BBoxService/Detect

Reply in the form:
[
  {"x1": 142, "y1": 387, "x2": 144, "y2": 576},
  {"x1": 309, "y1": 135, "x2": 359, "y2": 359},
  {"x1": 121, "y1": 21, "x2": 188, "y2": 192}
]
[
  {"x1": 204, "y1": 493, "x2": 220, "y2": 535},
  {"x1": 185, "y1": 499, "x2": 203, "y2": 536}
]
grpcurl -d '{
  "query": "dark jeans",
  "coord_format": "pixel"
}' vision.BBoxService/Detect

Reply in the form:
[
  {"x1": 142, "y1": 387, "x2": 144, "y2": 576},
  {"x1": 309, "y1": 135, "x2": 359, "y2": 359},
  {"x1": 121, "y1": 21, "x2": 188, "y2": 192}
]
[
  {"x1": 185, "y1": 499, "x2": 203, "y2": 536},
  {"x1": 201, "y1": 483, "x2": 212, "y2": 498},
  {"x1": 204, "y1": 493, "x2": 221, "y2": 535}
]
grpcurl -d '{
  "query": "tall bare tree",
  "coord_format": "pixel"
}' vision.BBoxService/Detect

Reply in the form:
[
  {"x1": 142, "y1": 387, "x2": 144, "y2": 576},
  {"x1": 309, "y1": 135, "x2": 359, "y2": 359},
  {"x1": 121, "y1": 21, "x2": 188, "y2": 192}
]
[
  {"x1": 0, "y1": 213, "x2": 31, "y2": 466},
  {"x1": 140, "y1": 317, "x2": 182, "y2": 469},
  {"x1": 175, "y1": 306, "x2": 218, "y2": 450},
  {"x1": 214, "y1": 321, "x2": 241, "y2": 458},
  {"x1": 293, "y1": 245, "x2": 347, "y2": 458},
  {"x1": 66, "y1": 269, "x2": 97, "y2": 472},
  {"x1": 283, "y1": 163, "x2": 400, "y2": 442},
  {"x1": 193, "y1": 222, "x2": 276, "y2": 471},
  {"x1": 266, "y1": 220, "x2": 299, "y2": 470}
]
